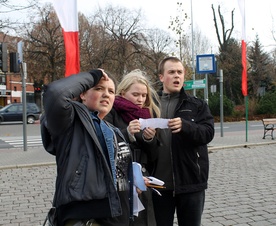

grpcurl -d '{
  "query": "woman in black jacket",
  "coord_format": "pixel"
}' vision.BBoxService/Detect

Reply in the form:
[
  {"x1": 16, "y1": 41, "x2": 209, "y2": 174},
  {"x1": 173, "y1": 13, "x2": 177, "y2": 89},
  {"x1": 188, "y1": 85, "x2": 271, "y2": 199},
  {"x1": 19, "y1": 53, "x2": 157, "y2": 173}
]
[
  {"x1": 105, "y1": 69, "x2": 160, "y2": 226},
  {"x1": 41, "y1": 69, "x2": 134, "y2": 226}
]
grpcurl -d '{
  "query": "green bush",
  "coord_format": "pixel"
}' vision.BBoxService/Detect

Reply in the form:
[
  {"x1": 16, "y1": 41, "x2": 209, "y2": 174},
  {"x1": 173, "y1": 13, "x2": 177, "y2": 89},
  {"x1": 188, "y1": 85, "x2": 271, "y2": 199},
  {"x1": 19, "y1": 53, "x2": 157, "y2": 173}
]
[
  {"x1": 209, "y1": 93, "x2": 234, "y2": 116},
  {"x1": 256, "y1": 92, "x2": 276, "y2": 114}
]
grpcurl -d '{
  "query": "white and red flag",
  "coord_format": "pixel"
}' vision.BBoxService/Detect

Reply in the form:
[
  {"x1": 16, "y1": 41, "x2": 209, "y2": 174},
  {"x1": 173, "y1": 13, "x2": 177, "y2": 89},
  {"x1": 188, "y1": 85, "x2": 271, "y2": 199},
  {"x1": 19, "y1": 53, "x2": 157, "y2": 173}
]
[
  {"x1": 237, "y1": 0, "x2": 247, "y2": 96},
  {"x1": 53, "y1": 0, "x2": 80, "y2": 77}
]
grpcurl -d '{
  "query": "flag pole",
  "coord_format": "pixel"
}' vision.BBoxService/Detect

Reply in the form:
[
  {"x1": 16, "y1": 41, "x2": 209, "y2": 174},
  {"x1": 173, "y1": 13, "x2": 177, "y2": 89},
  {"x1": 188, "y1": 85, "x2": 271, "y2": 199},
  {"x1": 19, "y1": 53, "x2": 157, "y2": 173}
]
[
  {"x1": 238, "y1": 0, "x2": 248, "y2": 142},
  {"x1": 245, "y1": 95, "x2": 248, "y2": 142}
]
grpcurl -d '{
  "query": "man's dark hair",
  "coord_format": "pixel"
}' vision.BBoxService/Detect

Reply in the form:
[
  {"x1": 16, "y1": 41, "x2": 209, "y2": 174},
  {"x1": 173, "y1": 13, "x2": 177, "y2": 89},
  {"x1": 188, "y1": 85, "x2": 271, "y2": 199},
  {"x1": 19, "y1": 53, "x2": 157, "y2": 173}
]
[{"x1": 158, "y1": 56, "x2": 182, "y2": 75}]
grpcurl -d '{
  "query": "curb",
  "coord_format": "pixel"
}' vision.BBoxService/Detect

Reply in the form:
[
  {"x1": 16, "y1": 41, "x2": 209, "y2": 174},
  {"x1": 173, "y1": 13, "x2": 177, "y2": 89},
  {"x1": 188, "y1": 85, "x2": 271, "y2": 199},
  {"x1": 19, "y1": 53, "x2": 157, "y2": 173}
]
[
  {"x1": 0, "y1": 161, "x2": 55, "y2": 170},
  {"x1": 208, "y1": 141, "x2": 276, "y2": 151},
  {"x1": 1, "y1": 142, "x2": 276, "y2": 170}
]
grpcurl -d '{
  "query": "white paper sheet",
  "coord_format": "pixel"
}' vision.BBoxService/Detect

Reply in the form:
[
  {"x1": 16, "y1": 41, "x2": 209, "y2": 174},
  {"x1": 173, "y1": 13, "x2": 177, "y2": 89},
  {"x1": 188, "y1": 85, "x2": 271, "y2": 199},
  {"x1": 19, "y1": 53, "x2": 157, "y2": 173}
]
[
  {"x1": 147, "y1": 176, "x2": 165, "y2": 186},
  {"x1": 133, "y1": 185, "x2": 145, "y2": 216},
  {"x1": 139, "y1": 118, "x2": 169, "y2": 130},
  {"x1": 133, "y1": 162, "x2": 147, "y2": 191},
  {"x1": 132, "y1": 162, "x2": 146, "y2": 216}
]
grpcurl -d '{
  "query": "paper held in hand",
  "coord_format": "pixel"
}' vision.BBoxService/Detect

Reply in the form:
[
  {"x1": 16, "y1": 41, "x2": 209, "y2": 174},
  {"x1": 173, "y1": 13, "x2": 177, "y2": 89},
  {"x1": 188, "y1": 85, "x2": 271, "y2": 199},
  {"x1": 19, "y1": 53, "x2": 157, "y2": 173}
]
[
  {"x1": 139, "y1": 118, "x2": 169, "y2": 130},
  {"x1": 133, "y1": 162, "x2": 165, "y2": 189},
  {"x1": 133, "y1": 162, "x2": 147, "y2": 191},
  {"x1": 146, "y1": 176, "x2": 165, "y2": 189},
  {"x1": 146, "y1": 176, "x2": 165, "y2": 186}
]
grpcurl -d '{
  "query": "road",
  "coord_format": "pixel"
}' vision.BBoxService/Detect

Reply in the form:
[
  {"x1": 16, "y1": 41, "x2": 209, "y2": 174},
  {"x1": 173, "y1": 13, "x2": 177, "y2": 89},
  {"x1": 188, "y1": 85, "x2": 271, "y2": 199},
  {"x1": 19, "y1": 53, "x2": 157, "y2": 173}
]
[
  {"x1": 215, "y1": 120, "x2": 263, "y2": 132},
  {"x1": 0, "y1": 121, "x2": 40, "y2": 136},
  {"x1": 0, "y1": 122, "x2": 42, "y2": 149}
]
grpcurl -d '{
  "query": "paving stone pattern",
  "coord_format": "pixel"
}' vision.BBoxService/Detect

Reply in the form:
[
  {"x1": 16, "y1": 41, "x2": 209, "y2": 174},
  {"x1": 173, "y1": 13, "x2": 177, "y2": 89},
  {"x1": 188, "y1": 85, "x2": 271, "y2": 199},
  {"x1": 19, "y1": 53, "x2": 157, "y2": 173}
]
[
  {"x1": 202, "y1": 144, "x2": 276, "y2": 226},
  {"x1": 0, "y1": 144, "x2": 276, "y2": 225},
  {"x1": 0, "y1": 165, "x2": 55, "y2": 226}
]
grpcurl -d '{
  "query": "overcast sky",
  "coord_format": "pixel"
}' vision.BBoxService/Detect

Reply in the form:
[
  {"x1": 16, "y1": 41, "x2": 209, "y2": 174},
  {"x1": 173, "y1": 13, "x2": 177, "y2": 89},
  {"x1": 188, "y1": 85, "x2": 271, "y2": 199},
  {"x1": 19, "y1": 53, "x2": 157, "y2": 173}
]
[
  {"x1": 11, "y1": 0, "x2": 276, "y2": 53},
  {"x1": 75, "y1": 0, "x2": 276, "y2": 53}
]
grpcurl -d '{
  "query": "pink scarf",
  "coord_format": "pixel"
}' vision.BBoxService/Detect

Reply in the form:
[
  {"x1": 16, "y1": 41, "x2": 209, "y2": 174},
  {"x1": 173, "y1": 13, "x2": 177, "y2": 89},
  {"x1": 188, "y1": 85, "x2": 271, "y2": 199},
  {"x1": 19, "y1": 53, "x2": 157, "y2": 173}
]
[{"x1": 113, "y1": 96, "x2": 151, "y2": 123}]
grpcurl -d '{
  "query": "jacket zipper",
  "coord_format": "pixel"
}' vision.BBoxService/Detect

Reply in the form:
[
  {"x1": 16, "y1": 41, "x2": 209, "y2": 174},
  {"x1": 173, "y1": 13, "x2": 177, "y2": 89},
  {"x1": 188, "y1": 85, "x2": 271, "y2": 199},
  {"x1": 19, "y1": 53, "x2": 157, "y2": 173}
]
[
  {"x1": 196, "y1": 152, "x2": 201, "y2": 175},
  {"x1": 172, "y1": 99, "x2": 186, "y2": 196}
]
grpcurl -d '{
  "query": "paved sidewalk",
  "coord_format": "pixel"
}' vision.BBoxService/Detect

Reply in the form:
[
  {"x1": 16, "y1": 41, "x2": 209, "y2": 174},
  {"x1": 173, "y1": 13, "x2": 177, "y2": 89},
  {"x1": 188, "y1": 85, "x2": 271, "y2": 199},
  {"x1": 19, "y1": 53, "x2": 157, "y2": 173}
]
[
  {"x1": 202, "y1": 144, "x2": 276, "y2": 226},
  {"x1": 0, "y1": 124, "x2": 276, "y2": 225}
]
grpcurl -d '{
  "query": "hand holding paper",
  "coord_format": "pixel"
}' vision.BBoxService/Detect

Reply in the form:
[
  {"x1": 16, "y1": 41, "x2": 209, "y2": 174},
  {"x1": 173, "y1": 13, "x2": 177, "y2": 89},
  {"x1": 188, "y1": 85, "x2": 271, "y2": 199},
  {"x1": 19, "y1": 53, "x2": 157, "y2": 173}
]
[
  {"x1": 132, "y1": 162, "x2": 146, "y2": 216},
  {"x1": 132, "y1": 162, "x2": 147, "y2": 191}
]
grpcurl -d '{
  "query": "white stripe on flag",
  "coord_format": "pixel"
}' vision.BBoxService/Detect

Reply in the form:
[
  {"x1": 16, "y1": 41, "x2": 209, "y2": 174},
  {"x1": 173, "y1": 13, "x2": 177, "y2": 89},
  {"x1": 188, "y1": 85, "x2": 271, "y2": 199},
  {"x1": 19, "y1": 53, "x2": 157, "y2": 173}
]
[{"x1": 53, "y1": 0, "x2": 78, "y2": 32}]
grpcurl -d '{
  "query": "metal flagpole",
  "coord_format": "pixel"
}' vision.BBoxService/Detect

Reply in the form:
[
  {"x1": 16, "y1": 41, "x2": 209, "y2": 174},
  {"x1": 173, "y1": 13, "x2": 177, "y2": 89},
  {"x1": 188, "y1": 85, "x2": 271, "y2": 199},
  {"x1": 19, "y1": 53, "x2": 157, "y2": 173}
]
[{"x1": 191, "y1": 0, "x2": 195, "y2": 96}]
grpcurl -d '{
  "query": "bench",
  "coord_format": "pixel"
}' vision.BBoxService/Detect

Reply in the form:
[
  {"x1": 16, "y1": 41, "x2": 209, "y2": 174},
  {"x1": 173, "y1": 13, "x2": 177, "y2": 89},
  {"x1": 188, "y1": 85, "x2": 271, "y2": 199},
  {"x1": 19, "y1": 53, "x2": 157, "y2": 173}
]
[{"x1": 262, "y1": 118, "x2": 276, "y2": 140}]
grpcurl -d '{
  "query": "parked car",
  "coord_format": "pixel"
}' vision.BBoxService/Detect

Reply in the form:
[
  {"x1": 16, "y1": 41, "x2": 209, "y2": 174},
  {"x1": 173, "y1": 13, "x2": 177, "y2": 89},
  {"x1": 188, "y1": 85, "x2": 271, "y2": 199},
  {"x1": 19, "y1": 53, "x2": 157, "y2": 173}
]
[{"x1": 0, "y1": 103, "x2": 41, "y2": 124}]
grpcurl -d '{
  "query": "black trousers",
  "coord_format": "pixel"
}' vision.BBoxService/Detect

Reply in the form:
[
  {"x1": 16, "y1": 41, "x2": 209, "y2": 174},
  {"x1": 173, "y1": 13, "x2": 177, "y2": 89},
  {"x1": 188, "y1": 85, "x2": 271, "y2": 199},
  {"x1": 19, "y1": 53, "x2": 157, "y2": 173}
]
[{"x1": 152, "y1": 190, "x2": 205, "y2": 226}]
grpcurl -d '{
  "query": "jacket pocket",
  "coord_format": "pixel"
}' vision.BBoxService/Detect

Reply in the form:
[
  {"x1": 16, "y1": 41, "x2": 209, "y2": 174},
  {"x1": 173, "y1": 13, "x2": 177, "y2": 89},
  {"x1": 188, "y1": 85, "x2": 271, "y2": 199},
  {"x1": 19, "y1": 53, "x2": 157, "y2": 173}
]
[{"x1": 70, "y1": 154, "x2": 88, "y2": 191}]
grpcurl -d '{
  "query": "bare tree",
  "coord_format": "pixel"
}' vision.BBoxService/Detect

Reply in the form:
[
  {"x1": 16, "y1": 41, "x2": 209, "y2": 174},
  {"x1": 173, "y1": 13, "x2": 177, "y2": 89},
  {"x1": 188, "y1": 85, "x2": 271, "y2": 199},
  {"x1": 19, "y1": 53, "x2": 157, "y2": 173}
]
[
  {"x1": 211, "y1": 4, "x2": 243, "y2": 103},
  {"x1": 0, "y1": 0, "x2": 37, "y2": 30},
  {"x1": 139, "y1": 28, "x2": 171, "y2": 79},
  {"x1": 168, "y1": 2, "x2": 188, "y2": 61},
  {"x1": 18, "y1": 3, "x2": 189, "y2": 86},
  {"x1": 22, "y1": 3, "x2": 65, "y2": 82},
  {"x1": 94, "y1": 5, "x2": 145, "y2": 78},
  {"x1": 211, "y1": 4, "x2": 234, "y2": 57},
  {"x1": 79, "y1": 13, "x2": 116, "y2": 72},
  {"x1": 169, "y1": 2, "x2": 212, "y2": 80}
]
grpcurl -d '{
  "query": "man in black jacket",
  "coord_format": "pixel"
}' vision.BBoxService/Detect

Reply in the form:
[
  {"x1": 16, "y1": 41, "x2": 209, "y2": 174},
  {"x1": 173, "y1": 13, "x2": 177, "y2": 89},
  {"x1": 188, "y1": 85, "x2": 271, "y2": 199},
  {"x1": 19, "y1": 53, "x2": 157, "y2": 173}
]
[{"x1": 151, "y1": 57, "x2": 214, "y2": 226}]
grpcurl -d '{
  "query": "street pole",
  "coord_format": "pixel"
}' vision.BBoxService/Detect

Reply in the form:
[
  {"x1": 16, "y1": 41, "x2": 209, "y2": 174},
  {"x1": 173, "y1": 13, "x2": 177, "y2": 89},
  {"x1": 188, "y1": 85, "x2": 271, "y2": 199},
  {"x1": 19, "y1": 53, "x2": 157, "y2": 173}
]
[
  {"x1": 204, "y1": 74, "x2": 209, "y2": 104},
  {"x1": 21, "y1": 62, "x2": 27, "y2": 151},
  {"x1": 219, "y1": 69, "x2": 224, "y2": 137},
  {"x1": 191, "y1": 0, "x2": 196, "y2": 96},
  {"x1": 18, "y1": 41, "x2": 27, "y2": 151}
]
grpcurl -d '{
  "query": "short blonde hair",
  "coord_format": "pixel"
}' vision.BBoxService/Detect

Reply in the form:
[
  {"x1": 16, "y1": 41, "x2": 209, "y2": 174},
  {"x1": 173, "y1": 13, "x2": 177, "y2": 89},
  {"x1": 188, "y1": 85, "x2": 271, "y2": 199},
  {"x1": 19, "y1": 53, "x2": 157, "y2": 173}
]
[{"x1": 117, "y1": 69, "x2": 160, "y2": 118}]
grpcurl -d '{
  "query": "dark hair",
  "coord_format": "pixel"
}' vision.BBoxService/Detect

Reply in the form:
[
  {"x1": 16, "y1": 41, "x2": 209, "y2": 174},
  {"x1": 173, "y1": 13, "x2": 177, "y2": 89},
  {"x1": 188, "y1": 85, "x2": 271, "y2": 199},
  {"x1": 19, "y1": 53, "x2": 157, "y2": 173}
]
[
  {"x1": 106, "y1": 71, "x2": 118, "y2": 91},
  {"x1": 158, "y1": 56, "x2": 182, "y2": 75}
]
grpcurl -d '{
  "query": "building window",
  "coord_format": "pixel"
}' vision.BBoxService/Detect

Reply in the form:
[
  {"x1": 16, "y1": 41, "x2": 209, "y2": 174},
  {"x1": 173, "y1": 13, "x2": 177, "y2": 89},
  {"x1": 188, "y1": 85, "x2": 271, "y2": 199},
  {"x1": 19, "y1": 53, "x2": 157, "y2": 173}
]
[
  {"x1": 0, "y1": 75, "x2": 6, "y2": 85},
  {"x1": 14, "y1": 86, "x2": 17, "y2": 91}
]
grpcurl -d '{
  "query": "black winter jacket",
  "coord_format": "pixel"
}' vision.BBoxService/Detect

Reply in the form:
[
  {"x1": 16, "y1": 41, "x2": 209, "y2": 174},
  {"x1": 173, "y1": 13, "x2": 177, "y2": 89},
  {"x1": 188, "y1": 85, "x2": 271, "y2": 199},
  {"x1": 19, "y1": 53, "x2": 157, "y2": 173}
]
[
  {"x1": 41, "y1": 71, "x2": 133, "y2": 225},
  {"x1": 105, "y1": 108, "x2": 159, "y2": 171},
  {"x1": 153, "y1": 88, "x2": 214, "y2": 194}
]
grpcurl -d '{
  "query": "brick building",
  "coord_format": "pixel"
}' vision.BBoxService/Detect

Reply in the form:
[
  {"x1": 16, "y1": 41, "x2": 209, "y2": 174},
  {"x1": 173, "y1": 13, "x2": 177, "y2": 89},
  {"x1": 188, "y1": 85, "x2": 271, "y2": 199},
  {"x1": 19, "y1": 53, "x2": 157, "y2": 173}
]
[
  {"x1": 0, "y1": 72, "x2": 35, "y2": 106},
  {"x1": 0, "y1": 32, "x2": 36, "y2": 107}
]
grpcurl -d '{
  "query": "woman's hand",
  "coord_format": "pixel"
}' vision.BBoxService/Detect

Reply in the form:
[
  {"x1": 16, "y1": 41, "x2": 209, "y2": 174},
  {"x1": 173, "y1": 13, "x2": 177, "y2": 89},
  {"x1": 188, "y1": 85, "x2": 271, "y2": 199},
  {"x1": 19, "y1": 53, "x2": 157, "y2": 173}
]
[
  {"x1": 98, "y1": 68, "x2": 109, "y2": 81},
  {"x1": 127, "y1": 119, "x2": 141, "y2": 135},
  {"x1": 136, "y1": 177, "x2": 150, "y2": 194},
  {"x1": 142, "y1": 127, "x2": 156, "y2": 140},
  {"x1": 143, "y1": 176, "x2": 150, "y2": 185}
]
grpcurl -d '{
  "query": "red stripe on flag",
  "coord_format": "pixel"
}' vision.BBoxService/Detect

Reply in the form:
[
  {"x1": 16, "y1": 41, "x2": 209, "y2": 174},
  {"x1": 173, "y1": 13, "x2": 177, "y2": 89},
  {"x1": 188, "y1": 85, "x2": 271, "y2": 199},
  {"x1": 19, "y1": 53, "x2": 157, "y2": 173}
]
[
  {"x1": 241, "y1": 40, "x2": 247, "y2": 96},
  {"x1": 63, "y1": 30, "x2": 80, "y2": 77}
]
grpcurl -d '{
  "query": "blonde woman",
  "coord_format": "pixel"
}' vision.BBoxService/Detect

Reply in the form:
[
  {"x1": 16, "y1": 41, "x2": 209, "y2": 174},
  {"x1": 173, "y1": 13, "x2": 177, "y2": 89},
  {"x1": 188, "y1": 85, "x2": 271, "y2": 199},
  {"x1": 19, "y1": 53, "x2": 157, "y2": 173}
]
[{"x1": 105, "y1": 69, "x2": 160, "y2": 226}]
